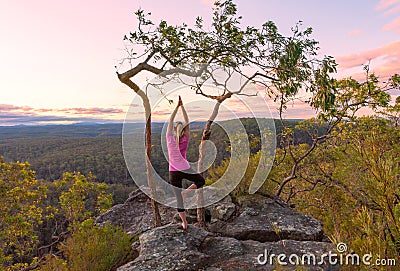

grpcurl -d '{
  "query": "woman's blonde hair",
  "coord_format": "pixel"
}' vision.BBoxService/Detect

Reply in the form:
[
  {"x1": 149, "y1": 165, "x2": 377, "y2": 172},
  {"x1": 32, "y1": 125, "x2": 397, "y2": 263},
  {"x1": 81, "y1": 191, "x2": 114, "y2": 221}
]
[{"x1": 174, "y1": 121, "x2": 184, "y2": 145}]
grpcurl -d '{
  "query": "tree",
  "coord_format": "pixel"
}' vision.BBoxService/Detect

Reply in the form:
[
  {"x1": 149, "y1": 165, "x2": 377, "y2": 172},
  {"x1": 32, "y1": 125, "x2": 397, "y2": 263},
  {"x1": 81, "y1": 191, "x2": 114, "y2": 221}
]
[
  {"x1": 0, "y1": 157, "x2": 46, "y2": 270},
  {"x1": 289, "y1": 116, "x2": 400, "y2": 260},
  {"x1": 117, "y1": 0, "x2": 337, "y2": 227},
  {"x1": 0, "y1": 162, "x2": 117, "y2": 271},
  {"x1": 274, "y1": 67, "x2": 399, "y2": 200},
  {"x1": 39, "y1": 219, "x2": 133, "y2": 271}
]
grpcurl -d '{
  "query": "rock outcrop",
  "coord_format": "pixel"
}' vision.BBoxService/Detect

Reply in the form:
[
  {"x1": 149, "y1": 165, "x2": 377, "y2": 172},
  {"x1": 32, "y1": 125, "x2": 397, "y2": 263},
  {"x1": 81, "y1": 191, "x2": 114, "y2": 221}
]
[
  {"x1": 96, "y1": 189, "x2": 340, "y2": 271},
  {"x1": 96, "y1": 189, "x2": 175, "y2": 236},
  {"x1": 118, "y1": 224, "x2": 210, "y2": 271},
  {"x1": 208, "y1": 194, "x2": 324, "y2": 242}
]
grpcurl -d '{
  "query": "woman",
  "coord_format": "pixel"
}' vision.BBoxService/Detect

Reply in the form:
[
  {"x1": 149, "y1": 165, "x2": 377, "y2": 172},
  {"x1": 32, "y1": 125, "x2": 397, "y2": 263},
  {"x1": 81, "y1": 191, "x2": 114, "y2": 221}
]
[{"x1": 166, "y1": 96, "x2": 205, "y2": 229}]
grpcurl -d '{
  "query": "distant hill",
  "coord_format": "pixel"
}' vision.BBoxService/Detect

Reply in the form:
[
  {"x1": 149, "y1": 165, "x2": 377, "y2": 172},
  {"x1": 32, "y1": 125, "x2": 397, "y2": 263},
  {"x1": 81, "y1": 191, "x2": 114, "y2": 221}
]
[
  {"x1": 0, "y1": 119, "x2": 305, "y2": 184},
  {"x1": 0, "y1": 121, "x2": 208, "y2": 140},
  {"x1": 0, "y1": 123, "x2": 124, "y2": 140}
]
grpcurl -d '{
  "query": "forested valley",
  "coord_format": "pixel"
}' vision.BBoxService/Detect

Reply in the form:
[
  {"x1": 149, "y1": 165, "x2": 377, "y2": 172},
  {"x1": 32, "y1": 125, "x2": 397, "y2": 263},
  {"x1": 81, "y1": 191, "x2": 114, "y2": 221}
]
[
  {"x1": 1, "y1": 112, "x2": 400, "y2": 270},
  {"x1": 0, "y1": 119, "x2": 303, "y2": 203}
]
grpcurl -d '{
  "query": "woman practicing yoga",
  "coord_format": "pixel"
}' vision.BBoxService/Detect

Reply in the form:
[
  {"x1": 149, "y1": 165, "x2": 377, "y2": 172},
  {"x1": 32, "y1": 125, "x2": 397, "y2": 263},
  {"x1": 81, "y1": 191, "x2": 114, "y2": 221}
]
[{"x1": 166, "y1": 96, "x2": 205, "y2": 229}]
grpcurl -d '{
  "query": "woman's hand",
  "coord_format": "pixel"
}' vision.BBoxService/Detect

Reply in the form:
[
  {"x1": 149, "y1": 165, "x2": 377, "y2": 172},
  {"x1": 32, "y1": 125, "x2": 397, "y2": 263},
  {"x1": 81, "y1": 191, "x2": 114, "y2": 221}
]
[{"x1": 178, "y1": 95, "x2": 183, "y2": 107}]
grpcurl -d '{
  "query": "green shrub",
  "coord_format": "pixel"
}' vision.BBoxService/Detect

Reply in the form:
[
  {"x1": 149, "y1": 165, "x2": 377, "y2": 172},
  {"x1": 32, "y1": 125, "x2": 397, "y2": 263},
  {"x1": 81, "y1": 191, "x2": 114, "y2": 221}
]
[
  {"x1": 40, "y1": 219, "x2": 133, "y2": 271},
  {"x1": 38, "y1": 256, "x2": 68, "y2": 271}
]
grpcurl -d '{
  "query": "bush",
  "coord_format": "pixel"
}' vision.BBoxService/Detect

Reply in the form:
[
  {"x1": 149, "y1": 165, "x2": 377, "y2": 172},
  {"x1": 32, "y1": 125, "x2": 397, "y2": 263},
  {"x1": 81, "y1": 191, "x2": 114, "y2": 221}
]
[
  {"x1": 38, "y1": 256, "x2": 68, "y2": 271},
  {"x1": 40, "y1": 219, "x2": 133, "y2": 271}
]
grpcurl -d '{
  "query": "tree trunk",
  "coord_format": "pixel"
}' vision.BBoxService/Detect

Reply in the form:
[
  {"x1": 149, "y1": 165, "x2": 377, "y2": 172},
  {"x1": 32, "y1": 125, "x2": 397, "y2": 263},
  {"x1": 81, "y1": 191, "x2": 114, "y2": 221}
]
[
  {"x1": 196, "y1": 98, "x2": 227, "y2": 228},
  {"x1": 117, "y1": 73, "x2": 161, "y2": 227},
  {"x1": 196, "y1": 120, "x2": 213, "y2": 229},
  {"x1": 145, "y1": 114, "x2": 162, "y2": 227}
]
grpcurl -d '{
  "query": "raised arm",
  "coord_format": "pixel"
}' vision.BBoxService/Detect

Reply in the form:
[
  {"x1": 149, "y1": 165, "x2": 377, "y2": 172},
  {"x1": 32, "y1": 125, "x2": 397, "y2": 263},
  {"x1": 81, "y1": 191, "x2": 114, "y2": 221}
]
[
  {"x1": 167, "y1": 104, "x2": 179, "y2": 136},
  {"x1": 180, "y1": 99, "x2": 190, "y2": 136}
]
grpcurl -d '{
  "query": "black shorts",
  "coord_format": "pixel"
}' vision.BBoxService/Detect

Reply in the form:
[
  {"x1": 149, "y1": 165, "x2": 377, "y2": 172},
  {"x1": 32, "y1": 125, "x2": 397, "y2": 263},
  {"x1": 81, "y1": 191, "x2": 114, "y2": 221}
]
[
  {"x1": 169, "y1": 168, "x2": 205, "y2": 212},
  {"x1": 169, "y1": 168, "x2": 205, "y2": 189}
]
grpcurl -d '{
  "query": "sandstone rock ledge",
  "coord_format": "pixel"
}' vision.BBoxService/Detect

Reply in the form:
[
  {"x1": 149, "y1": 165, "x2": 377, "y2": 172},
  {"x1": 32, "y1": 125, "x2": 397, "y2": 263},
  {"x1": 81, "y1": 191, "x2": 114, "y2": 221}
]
[{"x1": 96, "y1": 190, "x2": 340, "y2": 271}]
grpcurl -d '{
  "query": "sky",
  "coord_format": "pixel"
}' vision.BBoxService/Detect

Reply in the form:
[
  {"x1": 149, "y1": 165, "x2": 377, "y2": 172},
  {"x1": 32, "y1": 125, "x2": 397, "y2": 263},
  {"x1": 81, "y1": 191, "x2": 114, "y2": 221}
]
[{"x1": 0, "y1": 0, "x2": 399, "y2": 126}]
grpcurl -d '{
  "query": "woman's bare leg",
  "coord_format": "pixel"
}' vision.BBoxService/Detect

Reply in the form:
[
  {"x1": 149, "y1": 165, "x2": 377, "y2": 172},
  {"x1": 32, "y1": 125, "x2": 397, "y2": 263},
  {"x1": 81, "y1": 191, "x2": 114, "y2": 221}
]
[
  {"x1": 178, "y1": 211, "x2": 188, "y2": 229},
  {"x1": 181, "y1": 184, "x2": 197, "y2": 202}
]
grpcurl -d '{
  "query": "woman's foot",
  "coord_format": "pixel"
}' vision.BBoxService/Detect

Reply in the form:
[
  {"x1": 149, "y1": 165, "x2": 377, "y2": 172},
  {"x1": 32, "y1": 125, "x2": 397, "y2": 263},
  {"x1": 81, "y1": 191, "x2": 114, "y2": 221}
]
[
  {"x1": 178, "y1": 212, "x2": 188, "y2": 230},
  {"x1": 181, "y1": 189, "x2": 189, "y2": 203},
  {"x1": 181, "y1": 221, "x2": 187, "y2": 230},
  {"x1": 181, "y1": 184, "x2": 197, "y2": 203}
]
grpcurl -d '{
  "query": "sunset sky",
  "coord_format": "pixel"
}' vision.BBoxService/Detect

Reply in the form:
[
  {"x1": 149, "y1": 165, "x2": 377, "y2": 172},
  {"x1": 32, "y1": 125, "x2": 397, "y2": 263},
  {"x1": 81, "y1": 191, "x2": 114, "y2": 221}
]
[{"x1": 1, "y1": 0, "x2": 399, "y2": 125}]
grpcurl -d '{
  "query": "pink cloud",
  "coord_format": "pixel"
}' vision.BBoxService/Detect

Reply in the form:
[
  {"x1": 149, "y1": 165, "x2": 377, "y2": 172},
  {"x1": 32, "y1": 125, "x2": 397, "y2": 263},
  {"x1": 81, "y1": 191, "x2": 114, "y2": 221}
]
[
  {"x1": 348, "y1": 29, "x2": 363, "y2": 37},
  {"x1": 376, "y1": 0, "x2": 400, "y2": 10},
  {"x1": 383, "y1": 16, "x2": 400, "y2": 33},
  {"x1": 36, "y1": 108, "x2": 53, "y2": 113},
  {"x1": 151, "y1": 110, "x2": 172, "y2": 117},
  {"x1": 376, "y1": 0, "x2": 400, "y2": 31},
  {"x1": 0, "y1": 104, "x2": 33, "y2": 112},
  {"x1": 0, "y1": 104, "x2": 126, "y2": 125},
  {"x1": 336, "y1": 41, "x2": 400, "y2": 76},
  {"x1": 56, "y1": 107, "x2": 123, "y2": 115},
  {"x1": 0, "y1": 104, "x2": 124, "y2": 117},
  {"x1": 384, "y1": 4, "x2": 400, "y2": 14},
  {"x1": 121, "y1": 103, "x2": 140, "y2": 107}
]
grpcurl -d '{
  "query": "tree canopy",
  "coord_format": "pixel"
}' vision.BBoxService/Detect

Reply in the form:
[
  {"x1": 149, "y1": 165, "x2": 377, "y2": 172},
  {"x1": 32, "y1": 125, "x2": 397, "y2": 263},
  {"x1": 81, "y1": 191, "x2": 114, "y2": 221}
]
[{"x1": 118, "y1": 0, "x2": 337, "y2": 111}]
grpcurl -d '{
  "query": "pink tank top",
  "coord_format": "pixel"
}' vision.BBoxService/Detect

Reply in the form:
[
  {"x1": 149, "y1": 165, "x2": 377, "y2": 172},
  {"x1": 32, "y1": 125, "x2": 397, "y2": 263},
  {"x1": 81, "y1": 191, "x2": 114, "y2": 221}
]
[{"x1": 166, "y1": 134, "x2": 190, "y2": 171}]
